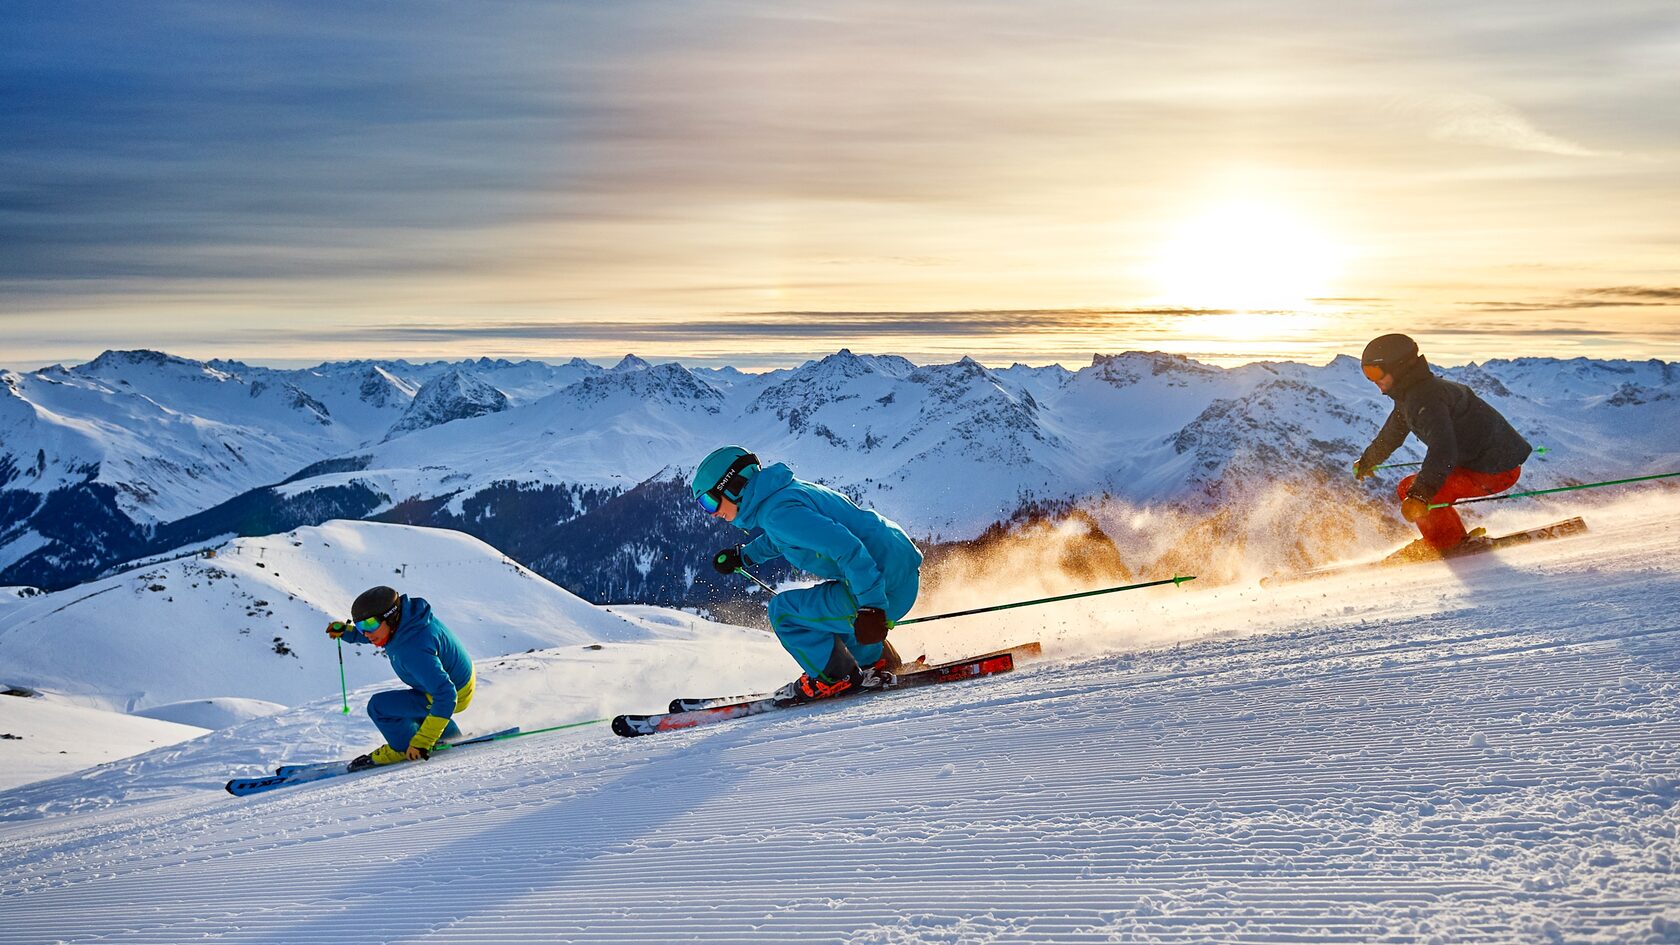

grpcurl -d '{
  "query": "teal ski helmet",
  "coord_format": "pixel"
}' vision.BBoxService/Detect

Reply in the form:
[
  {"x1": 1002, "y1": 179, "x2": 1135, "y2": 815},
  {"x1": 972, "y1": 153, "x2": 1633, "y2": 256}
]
[{"x1": 691, "y1": 446, "x2": 759, "y2": 512}]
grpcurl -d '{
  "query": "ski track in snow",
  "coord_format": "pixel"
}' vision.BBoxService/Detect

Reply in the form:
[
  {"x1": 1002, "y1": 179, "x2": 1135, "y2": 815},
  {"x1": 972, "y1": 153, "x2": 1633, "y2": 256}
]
[{"x1": 1, "y1": 504, "x2": 1679, "y2": 943}]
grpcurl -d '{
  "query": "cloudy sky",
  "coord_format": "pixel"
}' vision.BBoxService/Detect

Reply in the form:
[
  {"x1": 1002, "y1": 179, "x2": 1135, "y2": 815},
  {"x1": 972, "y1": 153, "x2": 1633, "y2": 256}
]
[{"x1": 4, "y1": 0, "x2": 1677, "y2": 369}]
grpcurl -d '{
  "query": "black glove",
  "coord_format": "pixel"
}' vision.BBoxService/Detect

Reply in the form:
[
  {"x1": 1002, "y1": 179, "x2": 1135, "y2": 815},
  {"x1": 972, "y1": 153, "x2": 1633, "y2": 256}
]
[
  {"x1": 1352, "y1": 459, "x2": 1375, "y2": 481},
  {"x1": 326, "y1": 620, "x2": 350, "y2": 639},
  {"x1": 712, "y1": 545, "x2": 746, "y2": 575},
  {"x1": 853, "y1": 607, "x2": 889, "y2": 645}
]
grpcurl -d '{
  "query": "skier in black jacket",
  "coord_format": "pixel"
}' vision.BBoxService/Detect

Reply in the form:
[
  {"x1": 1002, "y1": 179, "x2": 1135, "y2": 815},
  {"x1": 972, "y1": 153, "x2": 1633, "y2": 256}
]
[{"x1": 1352, "y1": 333, "x2": 1532, "y2": 558}]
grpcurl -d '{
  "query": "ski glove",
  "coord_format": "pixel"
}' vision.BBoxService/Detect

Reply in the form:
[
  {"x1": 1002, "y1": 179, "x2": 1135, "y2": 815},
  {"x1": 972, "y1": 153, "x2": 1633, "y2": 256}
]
[
  {"x1": 712, "y1": 545, "x2": 747, "y2": 575},
  {"x1": 1352, "y1": 459, "x2": 1375, "y2": 481},
  {"x1": 853, "y1": 607, "x2": 890, "y2": 645},
  {"x1": 326, "y1": 621, "x2": 349, "y2": 639},
  {"x1": 1400, "y1": 496, "x2": 1430, "y2": 522}
]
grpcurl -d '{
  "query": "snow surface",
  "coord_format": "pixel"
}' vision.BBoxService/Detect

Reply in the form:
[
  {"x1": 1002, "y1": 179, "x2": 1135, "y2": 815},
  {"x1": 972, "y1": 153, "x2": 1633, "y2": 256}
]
[
  {"x1": 1, "y1": 496, "x2": 1677, "y2": 942},
  {"x1": 0, "y1": 694, "x2": 207, "y2": 793}
]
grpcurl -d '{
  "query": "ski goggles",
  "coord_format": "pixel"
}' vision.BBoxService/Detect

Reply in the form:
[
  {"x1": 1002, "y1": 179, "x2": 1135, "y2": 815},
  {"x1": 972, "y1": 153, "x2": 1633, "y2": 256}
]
[
  {"x1": 1361, "y1": 363, "x2": 1388, "y2": 382},
  {"x1": 352, "y1": 598, "x2": 401, "y2": 632}
]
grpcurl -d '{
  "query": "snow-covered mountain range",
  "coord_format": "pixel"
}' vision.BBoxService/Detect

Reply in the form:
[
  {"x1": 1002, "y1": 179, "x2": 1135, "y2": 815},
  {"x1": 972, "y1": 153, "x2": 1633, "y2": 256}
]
[{"x1": 4, "y1": 348, "x2": 1678, "y2": 602}]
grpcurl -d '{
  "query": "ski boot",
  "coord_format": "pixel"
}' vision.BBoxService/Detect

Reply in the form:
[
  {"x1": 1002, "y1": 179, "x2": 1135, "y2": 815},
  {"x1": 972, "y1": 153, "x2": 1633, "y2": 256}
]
[
  {"x1": 772, "y1": 670, "x2": 861, "y2": 706},
  {"x1": 1442, "y1": 527, "x2": 1491, "y2": 558},
  {"x1": 1388, "y1": 526, "x2": 1490, "y2": 563},
  {"x1": 348, "y1": 744, "x2": 406, "y2": 772}
]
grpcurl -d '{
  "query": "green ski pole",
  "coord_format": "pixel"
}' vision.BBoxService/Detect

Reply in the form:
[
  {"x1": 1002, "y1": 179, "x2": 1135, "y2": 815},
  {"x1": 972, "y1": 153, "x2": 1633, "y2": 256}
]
[
  {"x1": 729, "y1": 561, "x2": 1189, "y2": 622},
  {"x1": 727, "y1": 565, "x2": 1194, "y2": 625},
  {"x1": 1377, "y1": 445, "x2": 1548, "y2": 472},
  {"x1": 895, "y1": 575, "x2": 1196, "y2": 626},
  {"x1": 337, "y1": 638, "x2": 350, "y2": 715},
  {"x1": 735, "y1": 568, "x2": 777, "y2": 594},
  {"x1": 1429, "y1": 470, "x2": 1680, "y2": 509},
  {"x1": 430, "y1": 717, "x2": 607, "y2": 752}
]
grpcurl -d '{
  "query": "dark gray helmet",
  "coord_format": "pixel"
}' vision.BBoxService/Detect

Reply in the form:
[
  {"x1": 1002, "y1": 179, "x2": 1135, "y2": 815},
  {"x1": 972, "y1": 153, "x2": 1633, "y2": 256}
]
[
  {"x1": 352, "y1": 585, "x2": 402, "y2": 626},
  {"x1": 1361, "y1": 333, "x2": 1419, "y2": 369}
]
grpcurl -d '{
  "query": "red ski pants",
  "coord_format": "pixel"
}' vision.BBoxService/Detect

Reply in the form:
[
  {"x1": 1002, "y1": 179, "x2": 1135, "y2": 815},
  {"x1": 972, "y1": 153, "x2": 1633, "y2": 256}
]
[{"x1": 1397, "y1": 466, "x2": 1522, "y2": 549}]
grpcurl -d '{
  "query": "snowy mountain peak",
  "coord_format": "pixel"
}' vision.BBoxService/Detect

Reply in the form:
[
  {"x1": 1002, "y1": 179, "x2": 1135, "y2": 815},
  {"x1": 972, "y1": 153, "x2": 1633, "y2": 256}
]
[
  {"x1": 383, "y1": 370, "x2": 510, "y2": 441},
  {"x1": 908, "y1": 356, "x2": 1005, "y2": 391},
  {"x1": 1089, "y1": 351, "x2": 1221, "y2": 390},
  {"x1": 84, "y1": 349, "x2": 199, "y2": 373},
  {"x1": 80, "y1": 349, "x2": 244, "y2": 388},
  {"x1": 611, "y1": 354, "x2": 652, "y2": 373},
  {"x1": 562, "y1": 361, "x2": 723, "y2": 411},
  {"x1": 357, "y1": 365, "x2": 417, "y2": 409},
  {"x1": 744, "y1": 350, "x2": 910, "y2": 426},
  {"x1": 793, "y1": 349, "x2": 913, "y2": 382}
]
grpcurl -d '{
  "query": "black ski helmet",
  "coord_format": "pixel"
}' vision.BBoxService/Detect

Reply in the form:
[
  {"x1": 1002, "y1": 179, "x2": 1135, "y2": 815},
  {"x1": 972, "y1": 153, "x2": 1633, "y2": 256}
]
[
  {"x1": 352, "y1": 585, "x2": 402, "y2": 626},
  {"x1": 1361, "y1": 333, "x2": 1420, "y2": 370}
]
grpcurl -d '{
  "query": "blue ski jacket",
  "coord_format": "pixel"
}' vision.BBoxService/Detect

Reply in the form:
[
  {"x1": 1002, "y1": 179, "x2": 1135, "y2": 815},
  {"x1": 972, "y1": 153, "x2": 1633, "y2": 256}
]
[
  {"x1": 734, "y1": 463, "x2": 922, "y2": 611},
  {"x1": 340, "y1": 595, "x2": 473, "y2": 719}
]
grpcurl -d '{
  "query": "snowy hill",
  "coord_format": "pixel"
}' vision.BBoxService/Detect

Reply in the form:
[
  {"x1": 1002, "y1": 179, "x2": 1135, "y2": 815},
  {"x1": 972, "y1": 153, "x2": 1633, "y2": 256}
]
[
  {"x1": 4, "y1": 348, "x2": 1677, "y2": 607},
  {"x1": 0, "y1": 519, "x2": 766, "y2": 791},
  {"x1": 0, "y1": 495, "x2": 1676, "y2": 942},
  {"x1": 0, "y1": 521, "x2": 664, "y2": 717}
]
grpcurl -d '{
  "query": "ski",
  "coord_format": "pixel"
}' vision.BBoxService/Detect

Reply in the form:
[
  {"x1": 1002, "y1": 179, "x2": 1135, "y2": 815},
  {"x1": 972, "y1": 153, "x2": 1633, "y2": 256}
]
[
  {"x1": 229, "y1": 727, "x2": 519, "y2": 796},
  {"x1": 1261, "y1": 517, "x2": 1589, "y2": 588},
  {"x1": 665, "y1": 641, "x2": 1042, "y2": 713},
  {"x1": 615, "y1": 651, "x2": 1018, "y2": 738}
]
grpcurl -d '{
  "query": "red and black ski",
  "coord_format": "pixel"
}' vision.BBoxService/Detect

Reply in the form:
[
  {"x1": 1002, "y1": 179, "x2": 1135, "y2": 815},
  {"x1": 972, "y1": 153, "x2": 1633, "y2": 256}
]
[
  {"x1": 665, "y1": 641, "x2": 1041, "y2": 713},
  {"x1": 1261, "y1": 516, "x2": 1588, "y2": 588},
  {"x1": 613, "y1": 651, "x2": 1019, "y2": 738}
]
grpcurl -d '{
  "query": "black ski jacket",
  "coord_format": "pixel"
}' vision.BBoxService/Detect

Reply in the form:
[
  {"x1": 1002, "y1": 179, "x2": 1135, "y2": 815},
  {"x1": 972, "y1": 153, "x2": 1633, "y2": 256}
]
[{"x1": 1358, "y1": 356, "x2": 1532, "y2": 501}]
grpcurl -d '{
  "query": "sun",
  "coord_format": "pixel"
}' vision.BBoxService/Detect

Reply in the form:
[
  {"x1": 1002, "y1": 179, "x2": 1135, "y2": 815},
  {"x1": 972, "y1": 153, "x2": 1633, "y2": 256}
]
[{"x1": 1151, "y1": 201, "x2": 1345, "y2": 311}]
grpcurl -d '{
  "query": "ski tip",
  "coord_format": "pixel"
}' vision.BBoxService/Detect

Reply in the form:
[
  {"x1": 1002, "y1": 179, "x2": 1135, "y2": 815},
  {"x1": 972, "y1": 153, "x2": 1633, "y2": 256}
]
[
  {"x1": 667, "y1": 699, "x2": 684, "y2": 714},
  {"x1": 610, "y1": 715, "x2": 644, "y2": 738}
]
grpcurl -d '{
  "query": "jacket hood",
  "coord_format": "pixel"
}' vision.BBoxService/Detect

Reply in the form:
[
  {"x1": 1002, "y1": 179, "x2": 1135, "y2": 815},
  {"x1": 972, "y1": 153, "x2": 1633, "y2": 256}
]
[
  {"x1": 1385, "y1": 354, "x2": 1434, "y2": 401},
  {"x1": 396, "y1": 594, "x2": 433, "y2": 636},
  {"x1": 733, "y1": 462, "x2": 795, "y2": 530}
]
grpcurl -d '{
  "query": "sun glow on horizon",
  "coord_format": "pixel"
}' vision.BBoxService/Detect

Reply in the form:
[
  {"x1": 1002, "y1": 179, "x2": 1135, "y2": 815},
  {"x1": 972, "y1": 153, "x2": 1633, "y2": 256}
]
[{"x1": 1150, "y1": 201, "x2": 1347, "y2": 314}]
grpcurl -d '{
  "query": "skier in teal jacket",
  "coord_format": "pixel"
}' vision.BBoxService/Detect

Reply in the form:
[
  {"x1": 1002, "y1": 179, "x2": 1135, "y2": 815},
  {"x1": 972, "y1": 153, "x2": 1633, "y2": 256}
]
[
  {"x1": 327, "y1": 585, "x2": 475, "y2": 770},
  {"x1": 692, "y1": 446, "x2": 922, "y2": 705}
]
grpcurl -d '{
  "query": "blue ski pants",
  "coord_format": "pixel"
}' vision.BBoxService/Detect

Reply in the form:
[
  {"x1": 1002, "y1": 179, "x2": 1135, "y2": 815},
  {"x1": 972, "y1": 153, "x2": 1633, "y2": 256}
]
[
  {"x1": 367, "y1": 679, "x2": 472, "y2": 751},
  {"x1": 768, "y1": 572, "x2": 919, "y2": 679}
]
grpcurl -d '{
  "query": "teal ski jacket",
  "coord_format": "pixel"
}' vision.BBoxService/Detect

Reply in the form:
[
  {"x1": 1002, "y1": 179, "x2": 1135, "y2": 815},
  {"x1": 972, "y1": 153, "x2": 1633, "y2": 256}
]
[
  {"x1": 735, "y1": 463, "x2": 922, "y2": 611},
  {"x1": 340, "y1": 595, "x2": 473, "y2": 719}
]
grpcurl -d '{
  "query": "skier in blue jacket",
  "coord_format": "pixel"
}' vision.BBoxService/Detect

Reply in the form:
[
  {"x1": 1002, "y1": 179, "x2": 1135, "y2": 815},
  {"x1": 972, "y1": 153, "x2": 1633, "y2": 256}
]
[
  {"x1": 326, "y1": 585, "x2": 475, "y2": 770},
  {"x1": 692, "y1": 446, "x2": 922, "y2": 705}
]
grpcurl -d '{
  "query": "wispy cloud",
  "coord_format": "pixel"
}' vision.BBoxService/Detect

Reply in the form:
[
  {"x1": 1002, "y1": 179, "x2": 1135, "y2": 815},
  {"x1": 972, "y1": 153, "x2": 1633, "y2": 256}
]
[
  {"x1": 1395, "y1": 93, "x2": 1613, "y2": 157},
  {"x1": 1466, "y1": 286, "x2": 1680, "y2": 312}
]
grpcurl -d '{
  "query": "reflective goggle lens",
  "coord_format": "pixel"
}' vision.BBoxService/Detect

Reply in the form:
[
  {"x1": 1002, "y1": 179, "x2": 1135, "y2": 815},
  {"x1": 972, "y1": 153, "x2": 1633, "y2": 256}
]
[
  {"x1": 354, "y1": 616, "x2": 383, "y2": 632},
  {"x1": 696, "y1": 491, "x2": 722, "y2": 514},
  {"x1": 1361, "y1": 363, "x2": 1386, "y2": 382}
]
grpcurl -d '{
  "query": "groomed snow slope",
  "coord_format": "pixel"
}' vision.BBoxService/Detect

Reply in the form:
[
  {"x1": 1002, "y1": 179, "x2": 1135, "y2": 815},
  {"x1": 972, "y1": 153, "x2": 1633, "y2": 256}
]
[{"x1": 0, "y1": 496, "x2": 1677, "y2": 944}]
